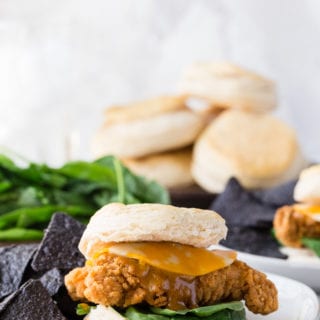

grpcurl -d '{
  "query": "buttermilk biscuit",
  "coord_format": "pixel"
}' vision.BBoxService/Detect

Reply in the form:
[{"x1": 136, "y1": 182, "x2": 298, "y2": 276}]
[
  {"x1": 178, "y1": 62, "x2": 277, "y2": 113},
  {"x1": 294, "y1": 165, "x2": 320, "y2": 204},
  {"x1": 192, "y1": 110, "x2": 306, "y2": 193},
  {"x1": 121, "y1": 148, "x2": 193, "y2": 188},
  {"x1": 79, "y1": 203, "x2": 227, "y2": 259},
  {"x1": 92, "y1": 96, "x2": 205, "y2": 158}
]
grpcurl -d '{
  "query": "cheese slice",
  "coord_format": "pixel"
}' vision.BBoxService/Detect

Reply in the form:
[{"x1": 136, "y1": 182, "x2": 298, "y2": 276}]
[
  {"x1": 101, "y1": 242, "x2": 236, "y2": 276},
  {"x1": 294, "y1": 204, "x2": 320, "y2": 222}
]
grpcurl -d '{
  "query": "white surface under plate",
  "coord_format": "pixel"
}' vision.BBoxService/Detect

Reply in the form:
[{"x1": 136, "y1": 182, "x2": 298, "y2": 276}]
[{"x1": 246, "y1": 273, "x2": 319, "y2": 320}]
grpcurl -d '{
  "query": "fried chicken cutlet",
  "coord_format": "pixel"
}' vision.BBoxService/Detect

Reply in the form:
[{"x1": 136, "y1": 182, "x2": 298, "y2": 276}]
[
  {"x1": 65, "y1": 253, "x2": 278, "y2": 315},
  {"x1": 274, "y1": 205, "x2": 320, "y2": 247}
]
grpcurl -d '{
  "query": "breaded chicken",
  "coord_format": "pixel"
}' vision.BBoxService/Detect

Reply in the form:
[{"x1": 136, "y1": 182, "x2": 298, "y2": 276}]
[
  {"x1": 65, "y1": 254, "x2": 278, "y2": 315},
  {"x1": 274, "y1": 205, "x2": 320, "y2": 247}
]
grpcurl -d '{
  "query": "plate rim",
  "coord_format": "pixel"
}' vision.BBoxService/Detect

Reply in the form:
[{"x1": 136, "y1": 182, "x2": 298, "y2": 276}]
[{"x1": 247, "y1": 271, "x2": 320, "y2": 320}]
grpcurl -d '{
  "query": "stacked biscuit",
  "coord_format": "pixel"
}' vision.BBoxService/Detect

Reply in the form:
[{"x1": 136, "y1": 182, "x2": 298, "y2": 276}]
[
  {"x1": 92, "y1": 96, "x2": 205, "y2": 188},
  {"x1": 191, "y1": 109, "x2": 306, "y2": 192},
  {"x1": 92, "y1": 62, "x2": 307, "y2": 192},
  {"x1": 178, "y1": 62, "x2": 277, "y2": 113},
  {"x1": 180, "y1": 62, "x2": 306, "y2": 192}
]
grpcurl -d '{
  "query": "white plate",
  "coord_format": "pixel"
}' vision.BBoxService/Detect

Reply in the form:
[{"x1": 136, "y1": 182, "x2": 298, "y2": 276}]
[
  {"x1": 233, "y1": 248, "x2": 320, "y2": 292},
  {"x1": 213, "y1": 244, "x2": 320, "y2": 291},
  {"x1": 246, "y1": 273, "x2": 319, "y2": 320}
]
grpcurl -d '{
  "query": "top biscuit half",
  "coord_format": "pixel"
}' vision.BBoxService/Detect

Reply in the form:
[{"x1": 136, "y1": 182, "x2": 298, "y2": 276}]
[{"x1": 79, "y1": 203, "x2": 227, "y2": 259}]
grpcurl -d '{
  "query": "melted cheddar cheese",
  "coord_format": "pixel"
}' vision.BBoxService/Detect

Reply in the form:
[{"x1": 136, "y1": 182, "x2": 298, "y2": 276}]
[
  {"x1": 92, "y1": 242, "x2": 237, "y2": 276},
  {"x1": 294, "y1": 204, "x2": 320, "y2": 222}
]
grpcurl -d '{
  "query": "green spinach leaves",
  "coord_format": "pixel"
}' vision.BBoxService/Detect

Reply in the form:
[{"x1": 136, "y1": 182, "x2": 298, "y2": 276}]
[{"x1": 0, "y1": 155, "x2": 169, "y2": 241}]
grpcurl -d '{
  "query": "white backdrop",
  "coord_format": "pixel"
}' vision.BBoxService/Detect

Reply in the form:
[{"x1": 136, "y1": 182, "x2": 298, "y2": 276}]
[{"x1": 0, "y1": 0, "x2": 320, "y2": 165}]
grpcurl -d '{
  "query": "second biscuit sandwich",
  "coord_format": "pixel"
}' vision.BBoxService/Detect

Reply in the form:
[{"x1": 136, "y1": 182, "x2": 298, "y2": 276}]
[{"x1": 274, "y1": 165, "x2": 320, "y2": 254}]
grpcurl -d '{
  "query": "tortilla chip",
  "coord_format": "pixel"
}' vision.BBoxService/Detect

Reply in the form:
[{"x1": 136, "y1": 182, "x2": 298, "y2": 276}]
[
  {"x1": 39, "y1": 268, "x2": 65, "y2": 297},
  {"x1": 31, "y1": 213, "x2": 85, "y2": 272},
  {"x1": 0, "y1": 280, "x2": 66, "y2": 319},
  {"x1": 0, "y1": 244, "x2": 37, "y2": 299},
  {"x1": 221, "y1": 226, "x2": 287, "y2": 259},
  {"x1": 252, "y1": 179, "x2": 296, "y2": 207},
  {"x1": 211, "y1": 178, "x2": 295, "y2": 259},
  {"x1": 211, "y1": 178, "x2": 295, "y2": 228}
]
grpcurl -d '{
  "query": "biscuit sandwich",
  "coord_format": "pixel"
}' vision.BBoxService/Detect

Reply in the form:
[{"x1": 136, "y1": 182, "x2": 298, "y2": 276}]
[
  {"x1": 192, "y1": 109, "x2": 306, "y2": 193},
  {"x1": 92, "y1": 96, "x2": 205, "y2": 159},
  {"x1": 178, "y1": 62, "x2": 277, "y2": 113},
  {"x1": 65, "y1": 203, "x2": 278, "y2": 319},
  {"x1": 274, "y1": 165, "x2": 320, "y2": 256}
]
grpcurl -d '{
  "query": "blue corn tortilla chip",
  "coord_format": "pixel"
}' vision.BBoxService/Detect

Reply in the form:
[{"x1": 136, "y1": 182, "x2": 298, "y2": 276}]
[
  {"x1": 20, "y1": 266, "x2": 65, "y2": 298},
  {"x1": 0, "y1": 243, "x2": 38, "y2": 299},
  {"x1": 211, "y1": 178, "x2": 296, "y2": 228},
  {"x1": 39, "y1": 268, "x2": 65, "y2": 297},
  {"x1": 211, "y1": 178, "x2": 295, "y2": 259},
  {"x1": 0, "y1": 279, "x2": 66, "y2": 319},
  {"x1": 252, "y1": 179, "x2": 296, "y2": 207},
  {"x1": 31, "y1": 213, "x2": 85, "y2": 272},
  {"x1": 221, "y1": 226, "x2": 287, "y2": 259}
]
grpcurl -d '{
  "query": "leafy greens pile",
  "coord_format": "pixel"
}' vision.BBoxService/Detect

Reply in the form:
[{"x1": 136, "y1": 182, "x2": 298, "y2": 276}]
[{"x1": 0, "y1": 154, "x2": 169, "y2": 241}]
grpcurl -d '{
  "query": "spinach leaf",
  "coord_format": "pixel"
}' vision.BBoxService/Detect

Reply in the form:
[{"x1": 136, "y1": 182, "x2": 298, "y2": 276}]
[
  {"x1": 125, "y1": 307, "x2": 168, "y2": 320},
  {"x1": 0, "y1": 205, "x2": 93, "y2": 230},
  {"x1": 58, "y1": 161, "x2": 116, "y2": 187},
  {"x1": 0, "y1": 154, "x2": 19, "y2": 170},
  {"x1": 0, "y1": 154, "x2": 169, "y2": 241},
  {"x1": 0, "y1": 228, "x2": 43, "y2": 241},
  {"x1": 125, "y1": 303, "x2": 246, "y2": 320},
  {"x1": 150, "y1": 301, "x2": 245, "y2": 317},
  {"x1": 76, "y1": 303, "x2": 94, "y2": 315},
  {"x1": 95, "y1": 156, "x2": 170, "y2": 204},
  {"x1": 0, "y1": 180, "x2": 12, "y2": 192},
  {"x1": 302, "y1": 237, "x2": 320, "y2": 257}
]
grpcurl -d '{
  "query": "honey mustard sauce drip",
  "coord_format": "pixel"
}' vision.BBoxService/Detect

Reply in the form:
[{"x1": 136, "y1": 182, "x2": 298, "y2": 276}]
[{"x1": 138, "y1": 261, "x2": 198, "y2": 310}]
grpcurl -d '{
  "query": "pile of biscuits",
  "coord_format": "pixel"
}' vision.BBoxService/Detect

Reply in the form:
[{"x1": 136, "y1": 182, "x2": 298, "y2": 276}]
[
  {"x1": 92, "y1": 95, "x2": 204, "y2": 188},
  {"x1": 92, "y1": 62, "x2": 307, "y2": 193}
]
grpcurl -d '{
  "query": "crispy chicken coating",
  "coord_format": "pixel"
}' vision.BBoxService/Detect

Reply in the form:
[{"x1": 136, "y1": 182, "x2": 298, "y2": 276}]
[
  {"x1": 274, "y1": 205, "x2": 320, "y2": 247},
  {"x1": 65, "y1": 254, "x2": 278, "y2": 315}
]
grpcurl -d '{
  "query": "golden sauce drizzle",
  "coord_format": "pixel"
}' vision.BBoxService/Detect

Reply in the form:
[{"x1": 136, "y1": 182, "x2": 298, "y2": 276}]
[{"x1": 136, "y1": 259, "x2": 198, "y2": 310}]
